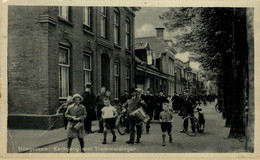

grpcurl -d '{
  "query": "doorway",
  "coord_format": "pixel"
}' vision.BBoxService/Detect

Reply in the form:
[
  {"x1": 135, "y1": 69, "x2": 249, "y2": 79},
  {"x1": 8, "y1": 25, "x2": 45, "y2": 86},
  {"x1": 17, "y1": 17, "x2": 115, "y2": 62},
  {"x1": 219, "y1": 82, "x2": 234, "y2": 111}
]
[{"x1": 101, "y1": 53, "x2": 110, "y2": 90}]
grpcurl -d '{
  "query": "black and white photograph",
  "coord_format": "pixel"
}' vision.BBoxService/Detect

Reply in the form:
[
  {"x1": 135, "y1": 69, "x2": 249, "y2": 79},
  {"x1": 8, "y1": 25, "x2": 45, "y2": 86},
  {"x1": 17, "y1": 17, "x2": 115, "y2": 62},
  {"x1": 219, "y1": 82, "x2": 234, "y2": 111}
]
[{"x1": 0, "y1": 1, "x2": 258, "y2": 157}]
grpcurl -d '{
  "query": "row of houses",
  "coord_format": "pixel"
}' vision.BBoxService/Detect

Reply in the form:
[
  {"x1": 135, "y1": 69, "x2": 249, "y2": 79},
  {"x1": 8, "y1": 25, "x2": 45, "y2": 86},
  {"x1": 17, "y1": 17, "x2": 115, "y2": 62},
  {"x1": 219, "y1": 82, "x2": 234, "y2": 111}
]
[
  {"x1": 134, "y1": 28, "x2": 205, "y2": 96},
  {"x1": 7, "y1": 6, "x2": 205, "y2": 129}
]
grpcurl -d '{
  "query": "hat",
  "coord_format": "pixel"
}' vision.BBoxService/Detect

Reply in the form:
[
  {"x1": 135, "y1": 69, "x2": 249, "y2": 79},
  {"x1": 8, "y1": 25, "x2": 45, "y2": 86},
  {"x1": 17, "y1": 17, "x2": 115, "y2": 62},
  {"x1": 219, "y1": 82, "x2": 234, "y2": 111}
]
[
  {"x1": 85, "y1": 83, "x2": 92, "y2": 88},
  {"x1": 72, "y1": 94, "x2": 84, "y2": 102}
]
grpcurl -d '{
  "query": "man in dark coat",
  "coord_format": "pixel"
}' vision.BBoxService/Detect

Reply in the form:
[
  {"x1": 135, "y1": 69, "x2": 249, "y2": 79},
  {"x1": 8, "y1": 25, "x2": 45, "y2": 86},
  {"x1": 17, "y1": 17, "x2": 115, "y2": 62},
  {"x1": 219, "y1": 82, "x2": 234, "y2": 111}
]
[
  {"x1": 181, "y1": 93, "x2": 197, "y2": 133},
  {"x1": 154, "y1": 90, "x2": 169, "y2": 120},
  {"x1": 81, "y1": 84, "x2": 96, "y2": 134},
  {"x1": 95, "y1": 87, "x2": 106, "y2": 133}
]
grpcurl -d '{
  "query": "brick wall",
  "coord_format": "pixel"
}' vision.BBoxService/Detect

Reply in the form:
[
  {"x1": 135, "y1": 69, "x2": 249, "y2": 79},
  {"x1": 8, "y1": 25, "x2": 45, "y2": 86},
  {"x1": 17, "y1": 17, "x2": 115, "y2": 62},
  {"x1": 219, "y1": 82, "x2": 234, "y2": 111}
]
[
  {"x1": 8, "y1": 6, "x2": 136, "y2": 117},
  {"x1": 8, "y1": 6, "x2": 50, "y2": 115}
]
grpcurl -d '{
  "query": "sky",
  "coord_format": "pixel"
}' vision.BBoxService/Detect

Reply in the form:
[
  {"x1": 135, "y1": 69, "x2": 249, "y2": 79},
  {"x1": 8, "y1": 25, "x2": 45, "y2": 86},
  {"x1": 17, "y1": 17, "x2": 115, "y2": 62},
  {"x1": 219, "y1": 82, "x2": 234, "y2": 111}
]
[
  {"x1": 135, "y1": 7, "x2": 201, "y2": 71},
  {"x1": 135, "y1": 7, "x2": 173, "y2": 39}
]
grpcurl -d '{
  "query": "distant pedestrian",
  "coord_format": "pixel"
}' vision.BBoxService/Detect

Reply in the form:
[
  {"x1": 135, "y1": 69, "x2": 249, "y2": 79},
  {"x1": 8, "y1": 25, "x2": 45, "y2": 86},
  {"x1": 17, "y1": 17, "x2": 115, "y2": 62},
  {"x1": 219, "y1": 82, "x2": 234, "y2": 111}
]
[
  {"x1": 141, "y1": 88, "x2": 155, "y2": 133},
  {"x1": 95, "y1": 87, "x2": 106, "y2": 133},
  {"x1": 101, "y1": 98, "x2": 117, "y2": 144},
  {"x1": 65, "y1": 94, "x2": 87, "y2": 153},
  {"x1": 154, "y1": 90, "x2": 169, "y2": 120},
  {"x1": 120, "y1": 90, "x2": 130, "y2": 104},
  {"x1": 159, "y1": 102, "x2": 173, "y2": 146},
  {"x1": 81, "y1": 83, "x2": 96, "y2": 134},
  {"x1": 172, "y1": 93, "x2": 181, "y2": 113},
  {"x1": 56, "y1": 96, "x2": 74, "y2": 130}
]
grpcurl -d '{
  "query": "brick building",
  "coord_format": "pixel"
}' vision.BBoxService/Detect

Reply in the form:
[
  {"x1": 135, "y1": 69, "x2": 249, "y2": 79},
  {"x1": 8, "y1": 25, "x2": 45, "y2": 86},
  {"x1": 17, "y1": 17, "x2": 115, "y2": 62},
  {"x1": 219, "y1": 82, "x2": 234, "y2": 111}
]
[
  {"x1": 135, "y1": 28, "x2": 176, "y2": 95},
  {"x1": 8, "y1": 6, "x2": 140, "y2": 129}
]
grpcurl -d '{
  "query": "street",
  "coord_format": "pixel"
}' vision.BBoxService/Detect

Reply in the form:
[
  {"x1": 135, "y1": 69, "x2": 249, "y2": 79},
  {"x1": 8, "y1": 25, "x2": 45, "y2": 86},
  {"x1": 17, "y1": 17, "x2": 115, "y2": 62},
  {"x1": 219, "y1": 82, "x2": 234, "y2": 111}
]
[{"x1": 21, "y1": 101, "x2": 245, "y2": 153}]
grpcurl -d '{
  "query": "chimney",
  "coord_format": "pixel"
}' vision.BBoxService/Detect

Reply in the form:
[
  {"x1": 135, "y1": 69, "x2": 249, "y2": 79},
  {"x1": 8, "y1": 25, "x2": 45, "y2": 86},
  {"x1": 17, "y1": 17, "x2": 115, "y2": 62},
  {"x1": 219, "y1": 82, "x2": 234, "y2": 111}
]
[{"x1": 155, "y1": 27, "x2": 164, "y2": 39}]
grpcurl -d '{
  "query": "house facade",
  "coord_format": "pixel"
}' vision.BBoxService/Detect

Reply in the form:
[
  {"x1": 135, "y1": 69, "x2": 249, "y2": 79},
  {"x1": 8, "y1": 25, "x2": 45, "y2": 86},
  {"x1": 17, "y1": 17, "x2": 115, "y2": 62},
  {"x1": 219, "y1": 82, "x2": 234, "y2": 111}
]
[
  {"x1": 135, "y1": 28, "x2": 176, "y2": 95},
  {"x1": 8, "y1": 6, "x2": 139, "y2": 129}
]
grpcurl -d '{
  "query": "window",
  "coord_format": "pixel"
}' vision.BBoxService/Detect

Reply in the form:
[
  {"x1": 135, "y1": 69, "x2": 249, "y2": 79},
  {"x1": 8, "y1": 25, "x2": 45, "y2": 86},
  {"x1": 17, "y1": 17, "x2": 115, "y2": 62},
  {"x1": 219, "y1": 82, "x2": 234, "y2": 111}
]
[
  {"x1": 101, "y1": 7, "x2": 107, "y2": 38},
  {"x1": 59, "y1": 46, "x2": 70, "y2": 98},
  {"x1": 83, "y1": 54, "x2": 92, "y2": 85},
  {"x1": 126, "y1": 66, "x2": 130, "y2": 91},
  {"x1": 114, "y1": 63, "x2": 120, "y2": 98},
  {"x1": 59, "y1": 6, "x2": 69, "y2": 20},
  {"x1": 125, "y1": 19, "x2": 130, "y2": 49},
  {"x1": 114, "y1": 9, "x2": 120, "y2": 45},
  {"x1": 83, "y1": 7, "x2": 92, "y2": 31}
]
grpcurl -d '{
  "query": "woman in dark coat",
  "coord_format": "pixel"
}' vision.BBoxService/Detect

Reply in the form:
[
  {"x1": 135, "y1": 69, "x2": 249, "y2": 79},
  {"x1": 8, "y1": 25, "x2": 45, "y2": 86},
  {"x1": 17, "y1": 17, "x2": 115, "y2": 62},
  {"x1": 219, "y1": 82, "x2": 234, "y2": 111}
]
[{"x1": 65, "y1": 94, "x2": 87, "y2": 153}]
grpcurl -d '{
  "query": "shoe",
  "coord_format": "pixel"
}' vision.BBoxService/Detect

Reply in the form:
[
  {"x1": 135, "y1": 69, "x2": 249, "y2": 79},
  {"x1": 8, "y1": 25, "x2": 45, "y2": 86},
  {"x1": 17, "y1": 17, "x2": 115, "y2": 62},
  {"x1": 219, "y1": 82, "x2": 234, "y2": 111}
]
[
  {"x1": 162, "y1": 143, "x2": 166, "y2": 146},
  {"x1": 180, "y1": 130, "x2": 185, "y2": 133},
  {"x1": 81, "y1": 149, "x2": 84, "y2": 153},
  {"x1": 126, "y1": 140, "x2": 134, "y2": 144},
  {"x1": 112, "y1": 136, "x2": 116, "y2": 142},
  {"x1": 102, "y1": 139, "x2": 106, "y2": 144},
  {"x1": 169, "y1": 137, "x2": 172, "y2": 143},
  {"x1": 135, "y1": 138, "x2": 140, "y2": 143}
]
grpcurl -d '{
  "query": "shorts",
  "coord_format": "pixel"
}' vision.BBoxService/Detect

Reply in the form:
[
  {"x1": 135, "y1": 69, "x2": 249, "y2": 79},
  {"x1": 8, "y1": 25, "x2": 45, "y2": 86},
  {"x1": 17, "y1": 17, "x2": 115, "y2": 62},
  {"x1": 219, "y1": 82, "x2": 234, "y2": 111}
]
[
  {"x1": 161, "y1": 122, "x2": 172, "y2": 134},
  {"x1": 103, "y1": 118, "x2": 116, "y2": 129}
]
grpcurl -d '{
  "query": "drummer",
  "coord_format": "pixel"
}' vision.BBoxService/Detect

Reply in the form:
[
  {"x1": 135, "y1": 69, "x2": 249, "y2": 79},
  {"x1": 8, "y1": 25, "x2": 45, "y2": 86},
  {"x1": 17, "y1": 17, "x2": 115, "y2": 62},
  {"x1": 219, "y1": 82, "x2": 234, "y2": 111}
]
[{"x1": 123, "y1": 89, "x2": 147, "y2": 144}]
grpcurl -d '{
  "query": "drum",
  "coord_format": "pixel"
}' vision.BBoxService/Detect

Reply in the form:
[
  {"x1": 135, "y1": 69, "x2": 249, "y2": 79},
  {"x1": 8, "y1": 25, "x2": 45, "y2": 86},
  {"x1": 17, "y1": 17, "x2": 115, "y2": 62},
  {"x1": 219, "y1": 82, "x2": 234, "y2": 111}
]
[{"x1": 129, "y1": 107, "x2": 150, "y2": 124}]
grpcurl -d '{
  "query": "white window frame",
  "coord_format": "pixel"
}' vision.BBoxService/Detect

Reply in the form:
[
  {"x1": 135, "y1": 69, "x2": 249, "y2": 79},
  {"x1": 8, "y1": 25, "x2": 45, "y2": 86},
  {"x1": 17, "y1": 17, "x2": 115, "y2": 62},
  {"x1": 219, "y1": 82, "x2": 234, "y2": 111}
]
[
  {"x1": 125, "y1": 19, "x2": 130, "y2": 49},
  {"x1": 83, "y1": 7, "x2": 91, "y2": 27},
  {"x1": 114, "y1": 9, "x2": 120, "y2": 45},
  {"x1": 114, "y1": 63, "x2": 120, "y2": 98},
  {"x1": 101, "y1": 7, "x2": 107, "y2": 38},
  {"x1": 59, "y1": 46, "x2": 70, "y2": 99},
  {"x1": 59, "y1": 6, "x2": 69, "y2": 20},
  {"x1": 83, "y1": 53, "x2": 92, "y2": 86}
]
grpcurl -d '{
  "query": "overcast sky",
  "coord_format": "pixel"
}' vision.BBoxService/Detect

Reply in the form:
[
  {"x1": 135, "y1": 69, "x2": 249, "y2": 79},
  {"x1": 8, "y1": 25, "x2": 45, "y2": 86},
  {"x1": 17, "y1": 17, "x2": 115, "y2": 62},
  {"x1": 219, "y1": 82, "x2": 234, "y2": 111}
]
[{"x1": 135, "y1": 7, "x2": 173, "y2": 39}]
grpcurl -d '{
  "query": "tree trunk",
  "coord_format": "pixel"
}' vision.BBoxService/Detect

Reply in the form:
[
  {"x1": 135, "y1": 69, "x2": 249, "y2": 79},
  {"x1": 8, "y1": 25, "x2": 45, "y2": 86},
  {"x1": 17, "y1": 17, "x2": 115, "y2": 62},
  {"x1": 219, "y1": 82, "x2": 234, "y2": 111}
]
[
  {"x1": 245, "y1": 8, "x2": 254, "y2": 152},
  {"x1": 228, "y1": 8, "x2": 247, "y2": 139}
]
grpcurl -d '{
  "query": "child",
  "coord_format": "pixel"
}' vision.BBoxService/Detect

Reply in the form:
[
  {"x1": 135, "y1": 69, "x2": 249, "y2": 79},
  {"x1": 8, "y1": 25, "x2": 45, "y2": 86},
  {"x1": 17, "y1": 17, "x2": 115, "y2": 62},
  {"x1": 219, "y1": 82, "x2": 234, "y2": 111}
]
[
  {"x1": 56, "y1": 96, "x2": 73, "y2": 130},
  {"x1": 159, "y1": 102, "x2": 174, "y2": 146},
  {"x1": 101, "y1": 98, "x2": 118, "y2": 144}
]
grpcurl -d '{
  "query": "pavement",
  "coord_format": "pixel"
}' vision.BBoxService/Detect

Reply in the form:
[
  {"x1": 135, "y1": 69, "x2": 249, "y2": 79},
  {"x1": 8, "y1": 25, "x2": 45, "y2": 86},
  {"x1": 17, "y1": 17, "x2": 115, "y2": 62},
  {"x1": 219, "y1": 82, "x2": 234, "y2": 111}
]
[{"x1": 7, "y1": 101, "x2": 246, "y2": 153}]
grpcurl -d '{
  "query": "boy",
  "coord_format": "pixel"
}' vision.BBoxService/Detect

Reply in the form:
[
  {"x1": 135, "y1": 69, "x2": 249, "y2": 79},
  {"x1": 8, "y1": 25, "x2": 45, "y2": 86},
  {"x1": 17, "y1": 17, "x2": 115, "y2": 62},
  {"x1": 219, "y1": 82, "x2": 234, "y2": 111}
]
[
  {"x1": 101, "y1": 98, "x2": 118, "y2": 144},
  {"x1": 159, "y1": 102, "x2": 174, "y2": 146}
]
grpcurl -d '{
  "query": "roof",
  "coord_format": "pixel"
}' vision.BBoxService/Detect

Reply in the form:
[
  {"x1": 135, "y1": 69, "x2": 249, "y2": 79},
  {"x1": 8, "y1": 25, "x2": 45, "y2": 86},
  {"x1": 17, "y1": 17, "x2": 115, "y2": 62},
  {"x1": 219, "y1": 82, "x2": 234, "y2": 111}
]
[
  {"x1": 135, "y1": 42, "x2": 149, "y2": 50},
  {"x1": 136, "y1": 36, "x2": 170, "y2": 54}
]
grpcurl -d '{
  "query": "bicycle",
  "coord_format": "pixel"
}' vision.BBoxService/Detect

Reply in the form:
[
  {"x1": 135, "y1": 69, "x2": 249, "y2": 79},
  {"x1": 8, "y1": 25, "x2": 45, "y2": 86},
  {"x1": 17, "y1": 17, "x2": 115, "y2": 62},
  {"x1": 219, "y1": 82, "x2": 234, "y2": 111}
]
[
  {"x1": 215, "y1": 102, "x2": 222, "y2": 113},
  {"x1": 182, "y1": 108, "x2": 205, "y2": 136},
  {"x1": 116, "y1": 111, "x2": 129, "y2": 135}
]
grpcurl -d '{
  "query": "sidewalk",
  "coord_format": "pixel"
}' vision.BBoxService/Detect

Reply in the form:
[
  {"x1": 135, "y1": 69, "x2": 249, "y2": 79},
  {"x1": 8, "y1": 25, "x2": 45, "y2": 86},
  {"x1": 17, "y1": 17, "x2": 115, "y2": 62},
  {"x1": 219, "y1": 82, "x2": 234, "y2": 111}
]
[{"x1": 7, "y1": 120, "x2": 99, "y2": 153}]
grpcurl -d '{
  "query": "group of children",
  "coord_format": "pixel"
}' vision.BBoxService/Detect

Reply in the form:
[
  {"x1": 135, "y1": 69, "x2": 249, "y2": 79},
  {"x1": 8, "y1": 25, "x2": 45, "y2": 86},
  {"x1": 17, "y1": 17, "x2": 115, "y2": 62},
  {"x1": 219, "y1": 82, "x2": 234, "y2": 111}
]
[
  {"x1": 57, "y1": 93, "x2": 175, "y2": 147},
  {"x1": 100, "y1": 97, "x2": 174, "y2": 147}
]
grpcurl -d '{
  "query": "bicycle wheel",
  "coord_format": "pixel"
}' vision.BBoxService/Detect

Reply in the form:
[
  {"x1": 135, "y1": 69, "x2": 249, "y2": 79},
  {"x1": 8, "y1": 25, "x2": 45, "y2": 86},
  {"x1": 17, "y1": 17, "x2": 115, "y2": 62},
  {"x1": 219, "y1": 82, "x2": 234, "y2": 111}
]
[
  {"x1": 117, "y1": 115, "x2": 127, "y2": 135},
  {"x1": 215, "y1": 105, "x2": 222, "y2": 113},
  {"x1": 183, "y1": 117, "x2": 200, "y2": 136}
]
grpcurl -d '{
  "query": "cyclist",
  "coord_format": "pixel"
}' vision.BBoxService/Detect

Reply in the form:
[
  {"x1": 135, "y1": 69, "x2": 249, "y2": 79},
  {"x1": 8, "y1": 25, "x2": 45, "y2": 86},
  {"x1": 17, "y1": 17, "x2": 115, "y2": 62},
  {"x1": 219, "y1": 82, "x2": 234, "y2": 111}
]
[{"x1": 180, "y1": 93, "x2": 197, "y2": 133}]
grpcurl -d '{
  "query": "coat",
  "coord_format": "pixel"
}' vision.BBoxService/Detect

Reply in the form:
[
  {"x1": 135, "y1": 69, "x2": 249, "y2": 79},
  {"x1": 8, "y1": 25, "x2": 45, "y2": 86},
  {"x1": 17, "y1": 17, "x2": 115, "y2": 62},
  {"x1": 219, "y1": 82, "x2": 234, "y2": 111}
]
[
  {"x1": 65, "y1": 103, "x2": 87, "y2": 138},
  {"x1": 81, "y1": 91, "x2": 96, "y2": 120}
]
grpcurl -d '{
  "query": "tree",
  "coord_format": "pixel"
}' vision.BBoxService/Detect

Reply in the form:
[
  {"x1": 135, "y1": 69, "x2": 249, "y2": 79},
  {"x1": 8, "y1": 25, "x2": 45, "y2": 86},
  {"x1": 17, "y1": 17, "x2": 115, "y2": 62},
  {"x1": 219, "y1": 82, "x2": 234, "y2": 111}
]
[{"x1": 160, "y1": 7, "x2": 248, "y2": 139}]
